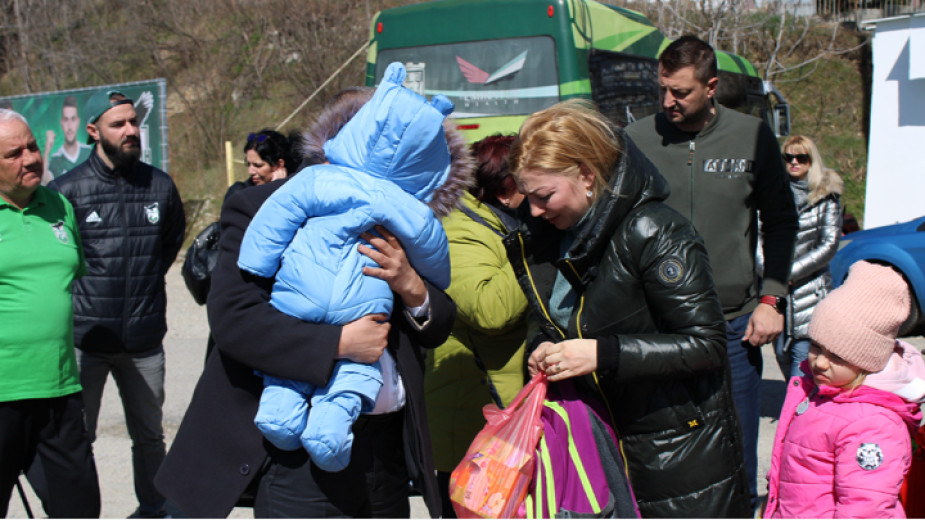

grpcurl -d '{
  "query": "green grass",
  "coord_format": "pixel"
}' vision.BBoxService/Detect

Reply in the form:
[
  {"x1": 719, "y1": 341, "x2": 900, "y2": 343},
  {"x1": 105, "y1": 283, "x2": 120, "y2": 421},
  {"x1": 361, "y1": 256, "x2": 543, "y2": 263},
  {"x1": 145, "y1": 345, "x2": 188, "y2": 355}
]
[{"x1": 774, "y1": 52, "x2": 869, "y2": 224}]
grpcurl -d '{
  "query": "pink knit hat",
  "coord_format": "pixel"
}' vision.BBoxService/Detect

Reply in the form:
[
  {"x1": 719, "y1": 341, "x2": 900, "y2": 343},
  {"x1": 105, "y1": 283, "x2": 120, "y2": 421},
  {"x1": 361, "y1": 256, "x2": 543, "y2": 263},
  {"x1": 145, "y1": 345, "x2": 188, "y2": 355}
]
[{"x1": 808, "y1": 261, "x2": 912, "y2": 372}]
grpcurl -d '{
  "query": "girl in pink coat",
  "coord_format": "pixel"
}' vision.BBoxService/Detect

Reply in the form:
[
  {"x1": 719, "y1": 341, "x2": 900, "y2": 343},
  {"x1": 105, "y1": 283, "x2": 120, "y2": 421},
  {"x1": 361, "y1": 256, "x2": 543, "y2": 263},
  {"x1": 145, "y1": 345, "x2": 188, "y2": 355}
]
[{"x1": 764, "y1": 261, "x2": 925, "y2": 519}]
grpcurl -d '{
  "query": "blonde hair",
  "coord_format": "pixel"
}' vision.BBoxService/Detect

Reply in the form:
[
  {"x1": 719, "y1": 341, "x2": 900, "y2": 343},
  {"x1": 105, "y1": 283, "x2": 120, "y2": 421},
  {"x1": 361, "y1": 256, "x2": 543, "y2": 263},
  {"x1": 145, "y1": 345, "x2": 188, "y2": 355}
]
[
  {"x1": 842, "y1": 370, "x2": 871, "y2": 392},
  {"x1": 509, "y1": 99, "x2": 621, "y2": 197},
  {"x1": 783, "y1": 135, "x2": 844, "y2": 205}
]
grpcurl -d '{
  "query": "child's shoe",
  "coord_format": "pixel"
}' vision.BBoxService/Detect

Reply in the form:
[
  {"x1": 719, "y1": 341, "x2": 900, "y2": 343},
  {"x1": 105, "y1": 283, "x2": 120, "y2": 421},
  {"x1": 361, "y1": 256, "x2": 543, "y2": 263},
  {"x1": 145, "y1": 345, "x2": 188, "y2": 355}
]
[
  {"x1": 254, "y1": 375, "x2": 314, "y2": 450},
  {"x1": 301, "y1": 360, "x2": 383, "y2": 471},
  {"x1": 301, "y1": 392, "x2": 362, "y2": 471}
]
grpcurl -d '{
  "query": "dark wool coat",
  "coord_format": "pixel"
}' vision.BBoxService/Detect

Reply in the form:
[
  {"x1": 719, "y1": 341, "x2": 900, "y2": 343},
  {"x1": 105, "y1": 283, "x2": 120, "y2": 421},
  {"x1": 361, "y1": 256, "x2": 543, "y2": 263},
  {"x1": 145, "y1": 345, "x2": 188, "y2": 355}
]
[
  {"x1": 155, "y1": 90, "x2": 472, "y2": 518},
  {"x1": 154, "y1": 180, "x2": 456, "y2": 517}
]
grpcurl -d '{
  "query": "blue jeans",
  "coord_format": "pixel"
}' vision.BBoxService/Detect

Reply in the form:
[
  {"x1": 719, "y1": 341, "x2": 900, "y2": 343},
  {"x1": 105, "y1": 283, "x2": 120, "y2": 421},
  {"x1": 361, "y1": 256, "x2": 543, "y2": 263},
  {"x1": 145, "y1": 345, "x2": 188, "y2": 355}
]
[
  {"x1": 725, "y1": 313, "x2": 762, "y2": 510},
  {"x1": 76, "y1": 346, "x2": 166, "y2": 516},
  {"x1": 774, "y1": 336, "x2": 810, "y2": 380}
]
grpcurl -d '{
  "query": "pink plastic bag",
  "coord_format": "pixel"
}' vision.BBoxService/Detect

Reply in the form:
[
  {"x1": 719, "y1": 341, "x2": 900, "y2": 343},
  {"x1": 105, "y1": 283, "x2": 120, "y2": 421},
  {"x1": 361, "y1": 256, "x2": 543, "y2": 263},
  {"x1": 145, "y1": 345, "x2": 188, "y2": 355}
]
[{"x1": 450, "y1": 373, "x2": 548, "y2": 518}]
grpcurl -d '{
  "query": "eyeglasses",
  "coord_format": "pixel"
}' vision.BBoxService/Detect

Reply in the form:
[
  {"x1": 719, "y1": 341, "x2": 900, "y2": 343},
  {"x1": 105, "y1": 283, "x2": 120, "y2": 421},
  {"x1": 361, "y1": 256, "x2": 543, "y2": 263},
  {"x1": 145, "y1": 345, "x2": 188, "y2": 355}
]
[
  {"x1": 782, "y1": 153, "x2": 810, "y2": 164},
  {"x1": 247, "y1": 133, "x2": 269, "y2": 144}
]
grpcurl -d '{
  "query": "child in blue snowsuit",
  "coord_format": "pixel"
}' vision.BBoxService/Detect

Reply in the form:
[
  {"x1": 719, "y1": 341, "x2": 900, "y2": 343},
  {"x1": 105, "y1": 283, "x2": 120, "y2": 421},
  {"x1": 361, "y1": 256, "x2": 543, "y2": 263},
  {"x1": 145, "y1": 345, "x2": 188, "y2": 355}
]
[{"x1": 237, "y1": 62, "x2": 453, "y2": 472}]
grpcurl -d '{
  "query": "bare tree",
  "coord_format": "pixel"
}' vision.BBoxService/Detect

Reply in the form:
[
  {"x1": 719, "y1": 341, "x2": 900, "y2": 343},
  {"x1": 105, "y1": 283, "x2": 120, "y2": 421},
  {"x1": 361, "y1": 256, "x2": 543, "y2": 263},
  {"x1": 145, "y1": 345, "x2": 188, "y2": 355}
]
[{"x1": 617, "y1": 0, "x2": 866, "y2": 82}]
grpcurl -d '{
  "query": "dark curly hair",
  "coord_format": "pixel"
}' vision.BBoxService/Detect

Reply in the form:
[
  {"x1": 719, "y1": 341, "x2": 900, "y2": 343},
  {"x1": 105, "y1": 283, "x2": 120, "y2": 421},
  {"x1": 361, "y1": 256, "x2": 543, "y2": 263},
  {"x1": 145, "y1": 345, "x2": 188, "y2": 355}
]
[{"x1": 243, "y1": 128, "x2": 298, "y2": 174}]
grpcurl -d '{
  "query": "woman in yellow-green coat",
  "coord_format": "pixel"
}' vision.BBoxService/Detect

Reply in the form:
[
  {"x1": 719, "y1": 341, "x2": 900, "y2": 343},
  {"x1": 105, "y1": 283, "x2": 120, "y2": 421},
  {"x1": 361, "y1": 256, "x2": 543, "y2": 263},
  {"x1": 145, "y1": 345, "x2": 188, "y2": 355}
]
[{"x1": 425, "y1": 135, "x2": 528, "y2": 518}]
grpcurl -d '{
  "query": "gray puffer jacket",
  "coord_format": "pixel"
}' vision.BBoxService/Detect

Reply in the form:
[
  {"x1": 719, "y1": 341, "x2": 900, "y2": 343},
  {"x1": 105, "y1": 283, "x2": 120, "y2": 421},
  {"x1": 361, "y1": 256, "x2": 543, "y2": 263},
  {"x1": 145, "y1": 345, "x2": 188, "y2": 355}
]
[{"x1": 787, "y1": 176, "x2": 841, "y2": 338}]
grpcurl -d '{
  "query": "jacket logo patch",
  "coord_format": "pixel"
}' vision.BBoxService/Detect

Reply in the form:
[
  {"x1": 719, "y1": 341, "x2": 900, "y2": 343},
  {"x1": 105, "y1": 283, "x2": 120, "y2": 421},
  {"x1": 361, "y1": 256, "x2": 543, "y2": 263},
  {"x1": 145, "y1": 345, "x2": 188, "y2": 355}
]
[
  {"x1": 657, "y1": 256, "x2": 685, "y2": 286},
  {"x1": 144, "y1": 202, "x2": 160, "y2": 224},
  {"x1": 856, "y1": 443, "x2": 883, "y2": 470},
  {"x1": 85, "y1": 210, "x2": 101, "y2": 223},
  {"x1": 51, "y1": 221, "x2": 69, "y2": 243},
  {"x1": 702, "y1": 158, "x2": 754, "y2": 175}
]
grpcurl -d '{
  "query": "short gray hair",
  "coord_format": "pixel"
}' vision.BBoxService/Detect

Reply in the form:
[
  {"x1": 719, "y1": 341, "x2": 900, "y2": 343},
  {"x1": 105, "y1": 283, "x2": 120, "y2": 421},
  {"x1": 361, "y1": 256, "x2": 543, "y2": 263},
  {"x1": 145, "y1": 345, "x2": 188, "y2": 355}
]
[{"x1": 0, "y1": 108, "x2": 28, "y2": 126}]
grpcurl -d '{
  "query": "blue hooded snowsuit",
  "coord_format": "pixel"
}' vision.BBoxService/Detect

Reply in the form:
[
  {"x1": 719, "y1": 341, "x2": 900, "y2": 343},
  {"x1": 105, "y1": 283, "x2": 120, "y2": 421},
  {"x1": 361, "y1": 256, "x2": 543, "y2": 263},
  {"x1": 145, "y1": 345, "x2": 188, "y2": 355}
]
[{"x1": 237, "y1": 62, "x2": 453, "y2": 472}]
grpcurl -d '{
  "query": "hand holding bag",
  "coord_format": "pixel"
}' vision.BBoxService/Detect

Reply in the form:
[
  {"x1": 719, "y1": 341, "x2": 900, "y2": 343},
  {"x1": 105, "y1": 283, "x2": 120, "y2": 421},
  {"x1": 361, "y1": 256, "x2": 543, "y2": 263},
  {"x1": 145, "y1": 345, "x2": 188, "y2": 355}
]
[{"x1": 450, "y1": 372, "x2": 548, "y2": 518}]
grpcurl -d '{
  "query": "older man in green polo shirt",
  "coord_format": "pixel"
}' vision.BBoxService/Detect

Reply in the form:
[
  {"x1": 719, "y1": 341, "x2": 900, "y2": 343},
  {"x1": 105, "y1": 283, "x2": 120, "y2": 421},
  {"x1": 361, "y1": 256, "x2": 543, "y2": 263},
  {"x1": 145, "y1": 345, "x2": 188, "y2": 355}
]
[{"x1": 0, "y1": 109, "x2": 100, "y2": 518}]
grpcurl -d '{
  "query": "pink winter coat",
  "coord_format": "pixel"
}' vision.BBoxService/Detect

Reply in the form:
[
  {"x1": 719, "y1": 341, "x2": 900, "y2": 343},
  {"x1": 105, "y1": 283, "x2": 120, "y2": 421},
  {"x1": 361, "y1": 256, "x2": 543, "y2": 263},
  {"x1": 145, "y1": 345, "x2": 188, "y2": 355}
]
[{"x1": 764, "y1": 340, "x2": 925, "y2": 519}]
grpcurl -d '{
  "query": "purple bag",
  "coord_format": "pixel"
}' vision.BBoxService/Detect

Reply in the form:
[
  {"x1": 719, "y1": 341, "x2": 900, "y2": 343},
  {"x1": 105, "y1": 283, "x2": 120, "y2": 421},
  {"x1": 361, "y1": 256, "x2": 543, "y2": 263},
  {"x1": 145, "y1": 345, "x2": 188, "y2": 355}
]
[{"x1": 525, "y1": 380, "x2": 639, "y2": 518}]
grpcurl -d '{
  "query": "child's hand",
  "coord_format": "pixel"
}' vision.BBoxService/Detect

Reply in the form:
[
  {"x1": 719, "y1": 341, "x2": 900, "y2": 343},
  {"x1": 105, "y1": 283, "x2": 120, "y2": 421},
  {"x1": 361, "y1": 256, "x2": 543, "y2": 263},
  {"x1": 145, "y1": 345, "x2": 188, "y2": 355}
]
[
  {"x1": 359, "y1": 226, "x2": 427, "y2": 308},
  {"x1": 338, "y1": 314, "x2": 389, "y2": 363}
]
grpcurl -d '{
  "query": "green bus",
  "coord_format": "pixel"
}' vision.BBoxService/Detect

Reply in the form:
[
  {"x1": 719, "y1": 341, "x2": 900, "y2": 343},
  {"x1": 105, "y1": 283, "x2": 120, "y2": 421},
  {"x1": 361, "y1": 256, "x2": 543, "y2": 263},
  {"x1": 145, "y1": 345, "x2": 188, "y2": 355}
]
[{"x1": 366, "y1": 0, "x2": 790, "y2": 142}]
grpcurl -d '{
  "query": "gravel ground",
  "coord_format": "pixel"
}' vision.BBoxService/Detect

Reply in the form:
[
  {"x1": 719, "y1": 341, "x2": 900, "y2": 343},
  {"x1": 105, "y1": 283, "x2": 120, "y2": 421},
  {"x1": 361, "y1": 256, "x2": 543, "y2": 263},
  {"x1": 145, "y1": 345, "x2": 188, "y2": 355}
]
[{"x1": 7, "y1": 261, "x2": 924, "y2": 518}]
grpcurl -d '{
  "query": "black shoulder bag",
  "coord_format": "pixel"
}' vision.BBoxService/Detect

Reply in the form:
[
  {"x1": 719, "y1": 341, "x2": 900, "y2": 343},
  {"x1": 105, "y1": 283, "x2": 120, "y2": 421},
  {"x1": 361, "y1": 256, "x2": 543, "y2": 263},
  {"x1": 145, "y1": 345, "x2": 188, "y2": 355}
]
[{"x1": 181, "y1": 221, "x2": 221, "y2": 305}]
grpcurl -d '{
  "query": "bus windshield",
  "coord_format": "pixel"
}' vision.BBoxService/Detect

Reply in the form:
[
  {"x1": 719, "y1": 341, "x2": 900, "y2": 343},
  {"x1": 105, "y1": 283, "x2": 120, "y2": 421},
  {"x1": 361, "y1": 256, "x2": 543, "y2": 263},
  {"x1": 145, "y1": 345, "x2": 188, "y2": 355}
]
[{"x1": 374, "y1": 36, "x2": 559, "y2": 118}]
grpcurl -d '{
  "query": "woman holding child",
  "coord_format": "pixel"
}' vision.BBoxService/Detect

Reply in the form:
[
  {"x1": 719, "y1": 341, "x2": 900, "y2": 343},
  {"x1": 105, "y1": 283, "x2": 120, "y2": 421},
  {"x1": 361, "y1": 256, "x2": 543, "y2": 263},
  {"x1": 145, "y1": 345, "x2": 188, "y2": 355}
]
[
  {"x1": 506, "y1": 100, "x2": 750, "y2": 517},
  {"x1": 156, "y1": 79, "x2": 472, "y2": 518}
]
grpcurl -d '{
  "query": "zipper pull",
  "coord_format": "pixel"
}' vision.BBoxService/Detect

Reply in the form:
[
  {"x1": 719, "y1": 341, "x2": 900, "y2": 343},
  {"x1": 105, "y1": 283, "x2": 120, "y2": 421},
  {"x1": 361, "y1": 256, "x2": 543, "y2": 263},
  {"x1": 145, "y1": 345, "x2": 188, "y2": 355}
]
[{"x1": 687, "y1": 140, "x2": 695, "y2": 166}]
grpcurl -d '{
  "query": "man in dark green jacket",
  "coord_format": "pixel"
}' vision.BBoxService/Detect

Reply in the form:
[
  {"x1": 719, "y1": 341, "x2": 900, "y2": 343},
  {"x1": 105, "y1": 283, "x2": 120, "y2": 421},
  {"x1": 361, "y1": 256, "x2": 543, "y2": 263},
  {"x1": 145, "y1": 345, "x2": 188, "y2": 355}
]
[{"x1": 626, "y1": 35, "x2": 797, "y2": 510}]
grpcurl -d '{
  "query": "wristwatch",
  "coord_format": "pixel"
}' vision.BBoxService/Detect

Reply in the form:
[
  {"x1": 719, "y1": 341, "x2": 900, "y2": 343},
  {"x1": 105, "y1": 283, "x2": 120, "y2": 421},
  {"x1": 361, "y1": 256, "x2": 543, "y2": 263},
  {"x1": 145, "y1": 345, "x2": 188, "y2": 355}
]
[{"x1": 759, "y1": 295, "x2": 786, "y2": 314}]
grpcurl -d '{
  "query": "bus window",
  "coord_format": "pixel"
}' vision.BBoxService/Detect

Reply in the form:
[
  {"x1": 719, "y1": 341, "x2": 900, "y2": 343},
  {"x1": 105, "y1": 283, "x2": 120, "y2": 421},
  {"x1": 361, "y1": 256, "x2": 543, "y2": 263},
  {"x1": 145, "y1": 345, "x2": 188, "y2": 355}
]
[
  {"x1": 374, "y1": 36, "x2": 559, "y2": 118},
  {"x1": 588, "y1": 50, "x2": 659, "y2": 127}
]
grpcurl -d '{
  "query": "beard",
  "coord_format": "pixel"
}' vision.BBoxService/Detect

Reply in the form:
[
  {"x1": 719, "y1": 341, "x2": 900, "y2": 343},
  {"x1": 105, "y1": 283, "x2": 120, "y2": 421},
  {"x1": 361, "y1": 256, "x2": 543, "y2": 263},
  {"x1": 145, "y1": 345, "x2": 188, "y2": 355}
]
[{"x1": 100, "y1": 133, "x2": 141, "y2": 170}]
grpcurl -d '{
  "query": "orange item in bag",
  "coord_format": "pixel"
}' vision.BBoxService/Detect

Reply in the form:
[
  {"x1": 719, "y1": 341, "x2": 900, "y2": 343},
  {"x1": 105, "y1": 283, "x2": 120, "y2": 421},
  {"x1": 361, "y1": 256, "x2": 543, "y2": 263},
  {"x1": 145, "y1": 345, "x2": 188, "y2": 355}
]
[{"x1": 450, "y1": 373, "x2": 547, "y2": 518}]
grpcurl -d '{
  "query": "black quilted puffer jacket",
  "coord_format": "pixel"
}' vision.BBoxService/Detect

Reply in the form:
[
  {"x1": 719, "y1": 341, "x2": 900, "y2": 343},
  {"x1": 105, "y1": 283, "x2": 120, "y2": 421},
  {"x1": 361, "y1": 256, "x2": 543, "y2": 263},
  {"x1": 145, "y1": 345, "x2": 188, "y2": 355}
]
[
  {"x1": 49, "y1": 151, "x2": 185, "y2": 354},
  {"x1": 505, "y1": 131, "x2": 750, "y2": 518}
]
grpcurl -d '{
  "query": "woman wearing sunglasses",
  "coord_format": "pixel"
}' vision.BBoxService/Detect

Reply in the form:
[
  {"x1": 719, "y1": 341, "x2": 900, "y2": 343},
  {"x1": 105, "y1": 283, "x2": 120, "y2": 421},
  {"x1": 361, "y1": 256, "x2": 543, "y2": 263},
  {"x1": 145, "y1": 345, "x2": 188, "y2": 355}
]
[{"x1": 774, "y1": 135, "x2": 843, "y2": 378}]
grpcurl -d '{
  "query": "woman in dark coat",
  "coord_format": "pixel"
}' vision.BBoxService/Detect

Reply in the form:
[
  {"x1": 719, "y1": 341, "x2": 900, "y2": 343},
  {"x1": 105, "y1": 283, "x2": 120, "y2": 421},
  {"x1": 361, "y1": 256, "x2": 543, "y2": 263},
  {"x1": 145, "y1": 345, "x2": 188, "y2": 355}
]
[
  {"x1": 505, "y1": 100, "x2": 750, "y2": 517},
  {"x1": 222, "y1": 128, "x2": 298, "y2": 202},
  {"x1": 155, "y1": 87, "x2": 472, "y2": 518}
]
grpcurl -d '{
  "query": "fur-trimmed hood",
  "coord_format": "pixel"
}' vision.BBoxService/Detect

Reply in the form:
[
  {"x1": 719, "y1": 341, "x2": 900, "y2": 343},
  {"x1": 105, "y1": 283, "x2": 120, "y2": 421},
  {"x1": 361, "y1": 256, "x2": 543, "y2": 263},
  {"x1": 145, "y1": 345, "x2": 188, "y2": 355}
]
[
  {"x1": 296, "y1": 85, "x2": 473, "y2": 218},
  {"x1": 807, "y1": 167, "x2": 844, "y2": 206}
]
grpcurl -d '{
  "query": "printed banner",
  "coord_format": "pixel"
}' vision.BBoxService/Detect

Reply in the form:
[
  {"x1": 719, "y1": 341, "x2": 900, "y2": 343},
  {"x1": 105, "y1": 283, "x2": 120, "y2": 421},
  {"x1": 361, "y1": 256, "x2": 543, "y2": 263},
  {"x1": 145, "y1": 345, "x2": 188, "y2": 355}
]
[{"x1": 0, "y1": 78, "x2": 168, "y2": 181}]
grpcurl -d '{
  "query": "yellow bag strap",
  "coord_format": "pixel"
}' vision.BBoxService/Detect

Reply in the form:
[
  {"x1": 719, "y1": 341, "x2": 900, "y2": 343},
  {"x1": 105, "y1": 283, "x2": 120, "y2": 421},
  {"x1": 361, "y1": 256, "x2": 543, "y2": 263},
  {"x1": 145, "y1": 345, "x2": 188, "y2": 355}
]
[
  {"x1": 545, "y1": 401, "x2": 601, "y2": 514},
  {"x1": 528, "y1": 434, "x2": 556, "y2": 519},
  {"x1": 525, "y1": 442, "x2": 537, "y2": 518}
]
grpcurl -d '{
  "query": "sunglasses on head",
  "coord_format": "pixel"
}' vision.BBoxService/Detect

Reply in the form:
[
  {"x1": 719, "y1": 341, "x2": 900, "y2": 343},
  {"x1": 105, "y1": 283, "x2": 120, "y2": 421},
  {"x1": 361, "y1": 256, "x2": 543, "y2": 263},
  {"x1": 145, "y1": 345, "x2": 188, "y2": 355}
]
[
  {"x1": 247, "y1": 133, "x2": 269, "y2": 144},
  {"x1": 782, "y1": 153, "x2": 810, "y2": 164}
]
